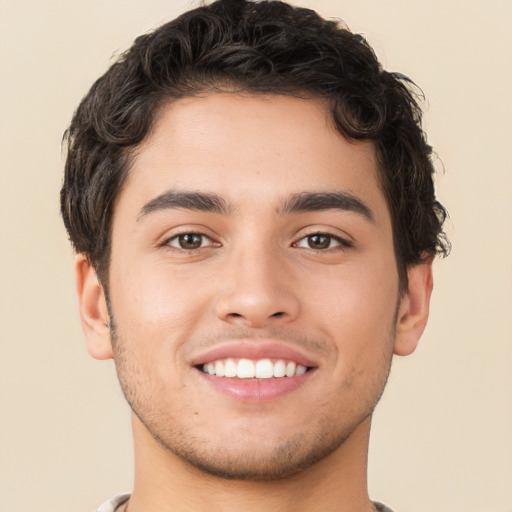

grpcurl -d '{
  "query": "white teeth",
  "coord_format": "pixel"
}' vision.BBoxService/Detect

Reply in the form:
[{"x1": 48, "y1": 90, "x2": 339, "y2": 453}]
[
  {"x1": 237, "y1": 359, "x2": 255, "y2": 379},
  {"x1": 296, "y1": 364, "x2": 307, "y2": 375},
  {"x1": 201, "y1": 358, "x2": 310, "y2": 379},
  {"x1": 214, "y1": 360, "x2": 225, "y2": 377},
  {"x1": 285, "y1": 361, "x2": 296, "y2": 377},
  {"x1": 273, "y1": 360, "x2": 286, "y2": 378},
  {"x1": 255, "y1": 359, "x2": 273, "y2": 379},
  {"x1": 224, "y1": 359, "x2": 237, "y2": 377}
]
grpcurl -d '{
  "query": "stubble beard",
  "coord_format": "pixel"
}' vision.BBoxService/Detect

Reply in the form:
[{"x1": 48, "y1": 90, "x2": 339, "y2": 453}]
[{"x1": 107, "y1": 304, "x2": 396, "y2": 482}]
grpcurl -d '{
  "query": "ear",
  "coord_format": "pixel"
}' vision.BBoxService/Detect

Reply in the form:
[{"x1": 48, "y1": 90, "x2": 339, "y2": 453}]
[
  {"x1": 393, "y1": 260, "x2": 434, "y2": 356},
  {"x1": 75, "y1": 254, "x2": 113, "y2": 360}
]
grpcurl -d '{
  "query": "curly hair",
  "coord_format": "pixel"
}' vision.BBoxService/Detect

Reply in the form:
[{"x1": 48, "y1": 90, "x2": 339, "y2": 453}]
[{"x1": 61, "y1": 0, "x2": 449, "y2": 291}]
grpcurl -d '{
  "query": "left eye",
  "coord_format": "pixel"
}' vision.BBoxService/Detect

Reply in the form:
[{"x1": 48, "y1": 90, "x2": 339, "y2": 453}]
[
  {"x1": 167, "y1": 233, "x2": 212, "y2": 250},
  {"x1": 294, "y1": 233, "x2": 345, "y2": 250}
]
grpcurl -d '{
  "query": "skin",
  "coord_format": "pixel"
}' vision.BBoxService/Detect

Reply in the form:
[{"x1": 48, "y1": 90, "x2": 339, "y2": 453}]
[{"x1": 76, "y1": 94, "x2": 433, "y2": 512}]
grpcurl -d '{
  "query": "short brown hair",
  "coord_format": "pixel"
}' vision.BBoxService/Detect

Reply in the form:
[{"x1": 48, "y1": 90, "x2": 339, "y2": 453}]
[{"x1": 61, "y1": 0, "x2": 449, "y2": 290}]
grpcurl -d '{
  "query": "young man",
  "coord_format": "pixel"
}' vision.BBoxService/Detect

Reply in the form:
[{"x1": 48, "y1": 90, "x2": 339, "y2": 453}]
[{"x1": 61, "y1": 1, "x2": 448, "y2": 510}]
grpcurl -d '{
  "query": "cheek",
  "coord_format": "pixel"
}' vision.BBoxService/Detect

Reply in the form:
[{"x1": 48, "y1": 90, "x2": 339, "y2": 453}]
[
  {"x1": 108, "y1": 277, "x2": 209, "y2": 395},
  {"x1": 303, "y1": 258, "x2": 398, "y2": 328},
  {"x1": 303, "y1": 260, "x2": 398, "y2": 370},
  {"x1": 111, "y1": 258, "x2": 214, "y2": 335}
]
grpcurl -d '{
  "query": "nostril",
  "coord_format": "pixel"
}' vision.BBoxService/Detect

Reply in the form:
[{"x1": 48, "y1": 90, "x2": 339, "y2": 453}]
[{"x1": 271, "y1": 312, "x2": 285, "y2": 318}]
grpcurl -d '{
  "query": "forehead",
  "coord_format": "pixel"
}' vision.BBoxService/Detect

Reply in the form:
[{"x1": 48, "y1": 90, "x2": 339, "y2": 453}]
[{"x1": 117, "y1": 93, "x2": 389, "y2": 225}]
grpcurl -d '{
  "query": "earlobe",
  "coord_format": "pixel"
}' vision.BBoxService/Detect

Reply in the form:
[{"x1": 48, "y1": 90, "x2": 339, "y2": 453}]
[
  {"x1": 393, "y1": 260, "x2": 434, "y2": 356},
  {"x1": 75, "y1": 254, "x2": 113, "y2": 360}
]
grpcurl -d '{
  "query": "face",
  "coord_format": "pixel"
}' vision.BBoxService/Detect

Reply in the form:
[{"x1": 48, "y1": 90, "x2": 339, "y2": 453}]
[{"x1": 80, "y1": 94, "x2": 429, "y2": 480}]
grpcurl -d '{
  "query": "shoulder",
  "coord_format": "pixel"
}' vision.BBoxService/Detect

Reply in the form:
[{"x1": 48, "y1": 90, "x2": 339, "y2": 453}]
[
  {"x1": 92, "y1": 495, "x2": 389, "y2": 512},
  {"x1": 94, "y1": 493, "x2": 131, "y2": 512},
  {"x1": 373, "y1": 502, "x2": 395, "y2": 512}
]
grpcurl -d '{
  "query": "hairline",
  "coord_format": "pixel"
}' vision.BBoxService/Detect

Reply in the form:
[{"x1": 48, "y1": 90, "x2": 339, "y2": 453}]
[{"x1": 94, "y1": 87, "x2": 409, "y2": 296}]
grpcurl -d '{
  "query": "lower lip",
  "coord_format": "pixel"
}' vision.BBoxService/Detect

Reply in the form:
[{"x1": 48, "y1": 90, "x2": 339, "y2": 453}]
[{"x1": 196, "y1": 369, "x2": 315, "y2": 402}]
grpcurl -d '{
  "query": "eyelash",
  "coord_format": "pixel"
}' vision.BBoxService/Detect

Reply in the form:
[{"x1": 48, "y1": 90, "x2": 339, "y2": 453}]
[
  {"x1": 161, "y1": 231, "x2": 352, "y2": 252},
  {"x1": 162, "y1": 232, "x2": 218, "y2": 252},
  {"x1": 293, "y1": 232, "x2": 353, "y2": 251}
]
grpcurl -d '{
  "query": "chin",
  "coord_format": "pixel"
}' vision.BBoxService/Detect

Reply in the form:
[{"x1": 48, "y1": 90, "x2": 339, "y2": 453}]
[
  {"x1": 134, "y1": 406, "x2": 368, "y2": 482},
  {"x1": 161, "y1": 438, "x2": 344, "y2": 481}
]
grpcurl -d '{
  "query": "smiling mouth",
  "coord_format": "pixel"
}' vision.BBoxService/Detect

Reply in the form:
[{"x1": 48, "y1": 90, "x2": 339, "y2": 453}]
[{"x1": 198, "y1": 358, "x2": 311, "y2": 379}]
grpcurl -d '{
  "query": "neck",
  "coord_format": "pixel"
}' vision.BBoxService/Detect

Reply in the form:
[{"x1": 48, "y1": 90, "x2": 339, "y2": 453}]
[{"x1": 126, "y1": 413, "x2": 375, "y2": 512}]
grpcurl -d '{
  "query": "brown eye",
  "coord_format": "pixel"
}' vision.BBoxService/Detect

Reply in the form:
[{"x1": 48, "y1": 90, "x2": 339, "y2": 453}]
[
  {"x1": 307, "y1": 234, "x2": 332, "y2": 249},
  {"x1": 168, "y1": 233, "x2": 209, "y2": 250},
  {"x1": 294, "y1": 233, "x2": 348, "y2": 250}
]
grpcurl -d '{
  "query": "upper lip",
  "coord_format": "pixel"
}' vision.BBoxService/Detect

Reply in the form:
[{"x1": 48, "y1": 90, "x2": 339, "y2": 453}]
[{"x1": 190, "y1": 340, "x2": 318, "y2": 368}]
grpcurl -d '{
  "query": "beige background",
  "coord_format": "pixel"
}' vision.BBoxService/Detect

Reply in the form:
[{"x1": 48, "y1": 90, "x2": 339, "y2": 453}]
[{"x1": 1, "y1": 0, "x2": 511, "y2": 511}]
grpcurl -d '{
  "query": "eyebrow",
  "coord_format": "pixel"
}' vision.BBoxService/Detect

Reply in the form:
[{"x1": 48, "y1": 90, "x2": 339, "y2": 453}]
[
  {"x1": 278, "y1": 191, "x2": 374, "y2": 222},
  {"x1": 137, "y1": 189, "x2": 373, "y2": 223},
  {"x1": 137, "y1": 190, "x2": 230, "y2": 220}
]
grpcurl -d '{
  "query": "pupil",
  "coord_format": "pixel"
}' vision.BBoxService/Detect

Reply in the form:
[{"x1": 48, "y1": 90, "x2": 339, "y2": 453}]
[
  {"x1": 308, "y1": 234, "x2": 330, "y2": 249},
  {"x1": 179, "y1": 234, "x2": 202, "y2": 249}
]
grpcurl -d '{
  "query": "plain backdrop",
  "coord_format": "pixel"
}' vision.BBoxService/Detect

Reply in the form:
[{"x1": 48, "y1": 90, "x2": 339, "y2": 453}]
[{"x1": 1, "y1": 1, "x2": 511, "y2": 511}]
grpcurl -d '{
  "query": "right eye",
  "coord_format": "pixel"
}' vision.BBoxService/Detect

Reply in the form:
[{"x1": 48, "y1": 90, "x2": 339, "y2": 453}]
[{"x1": 166, "y1": 233, "x2": 213, "y2": 250}]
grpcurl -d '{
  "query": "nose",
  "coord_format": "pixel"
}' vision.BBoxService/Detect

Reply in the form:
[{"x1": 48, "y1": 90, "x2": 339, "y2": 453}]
[{"x1": 214, "y1": 246, "x2": 300, "y2": 328}]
